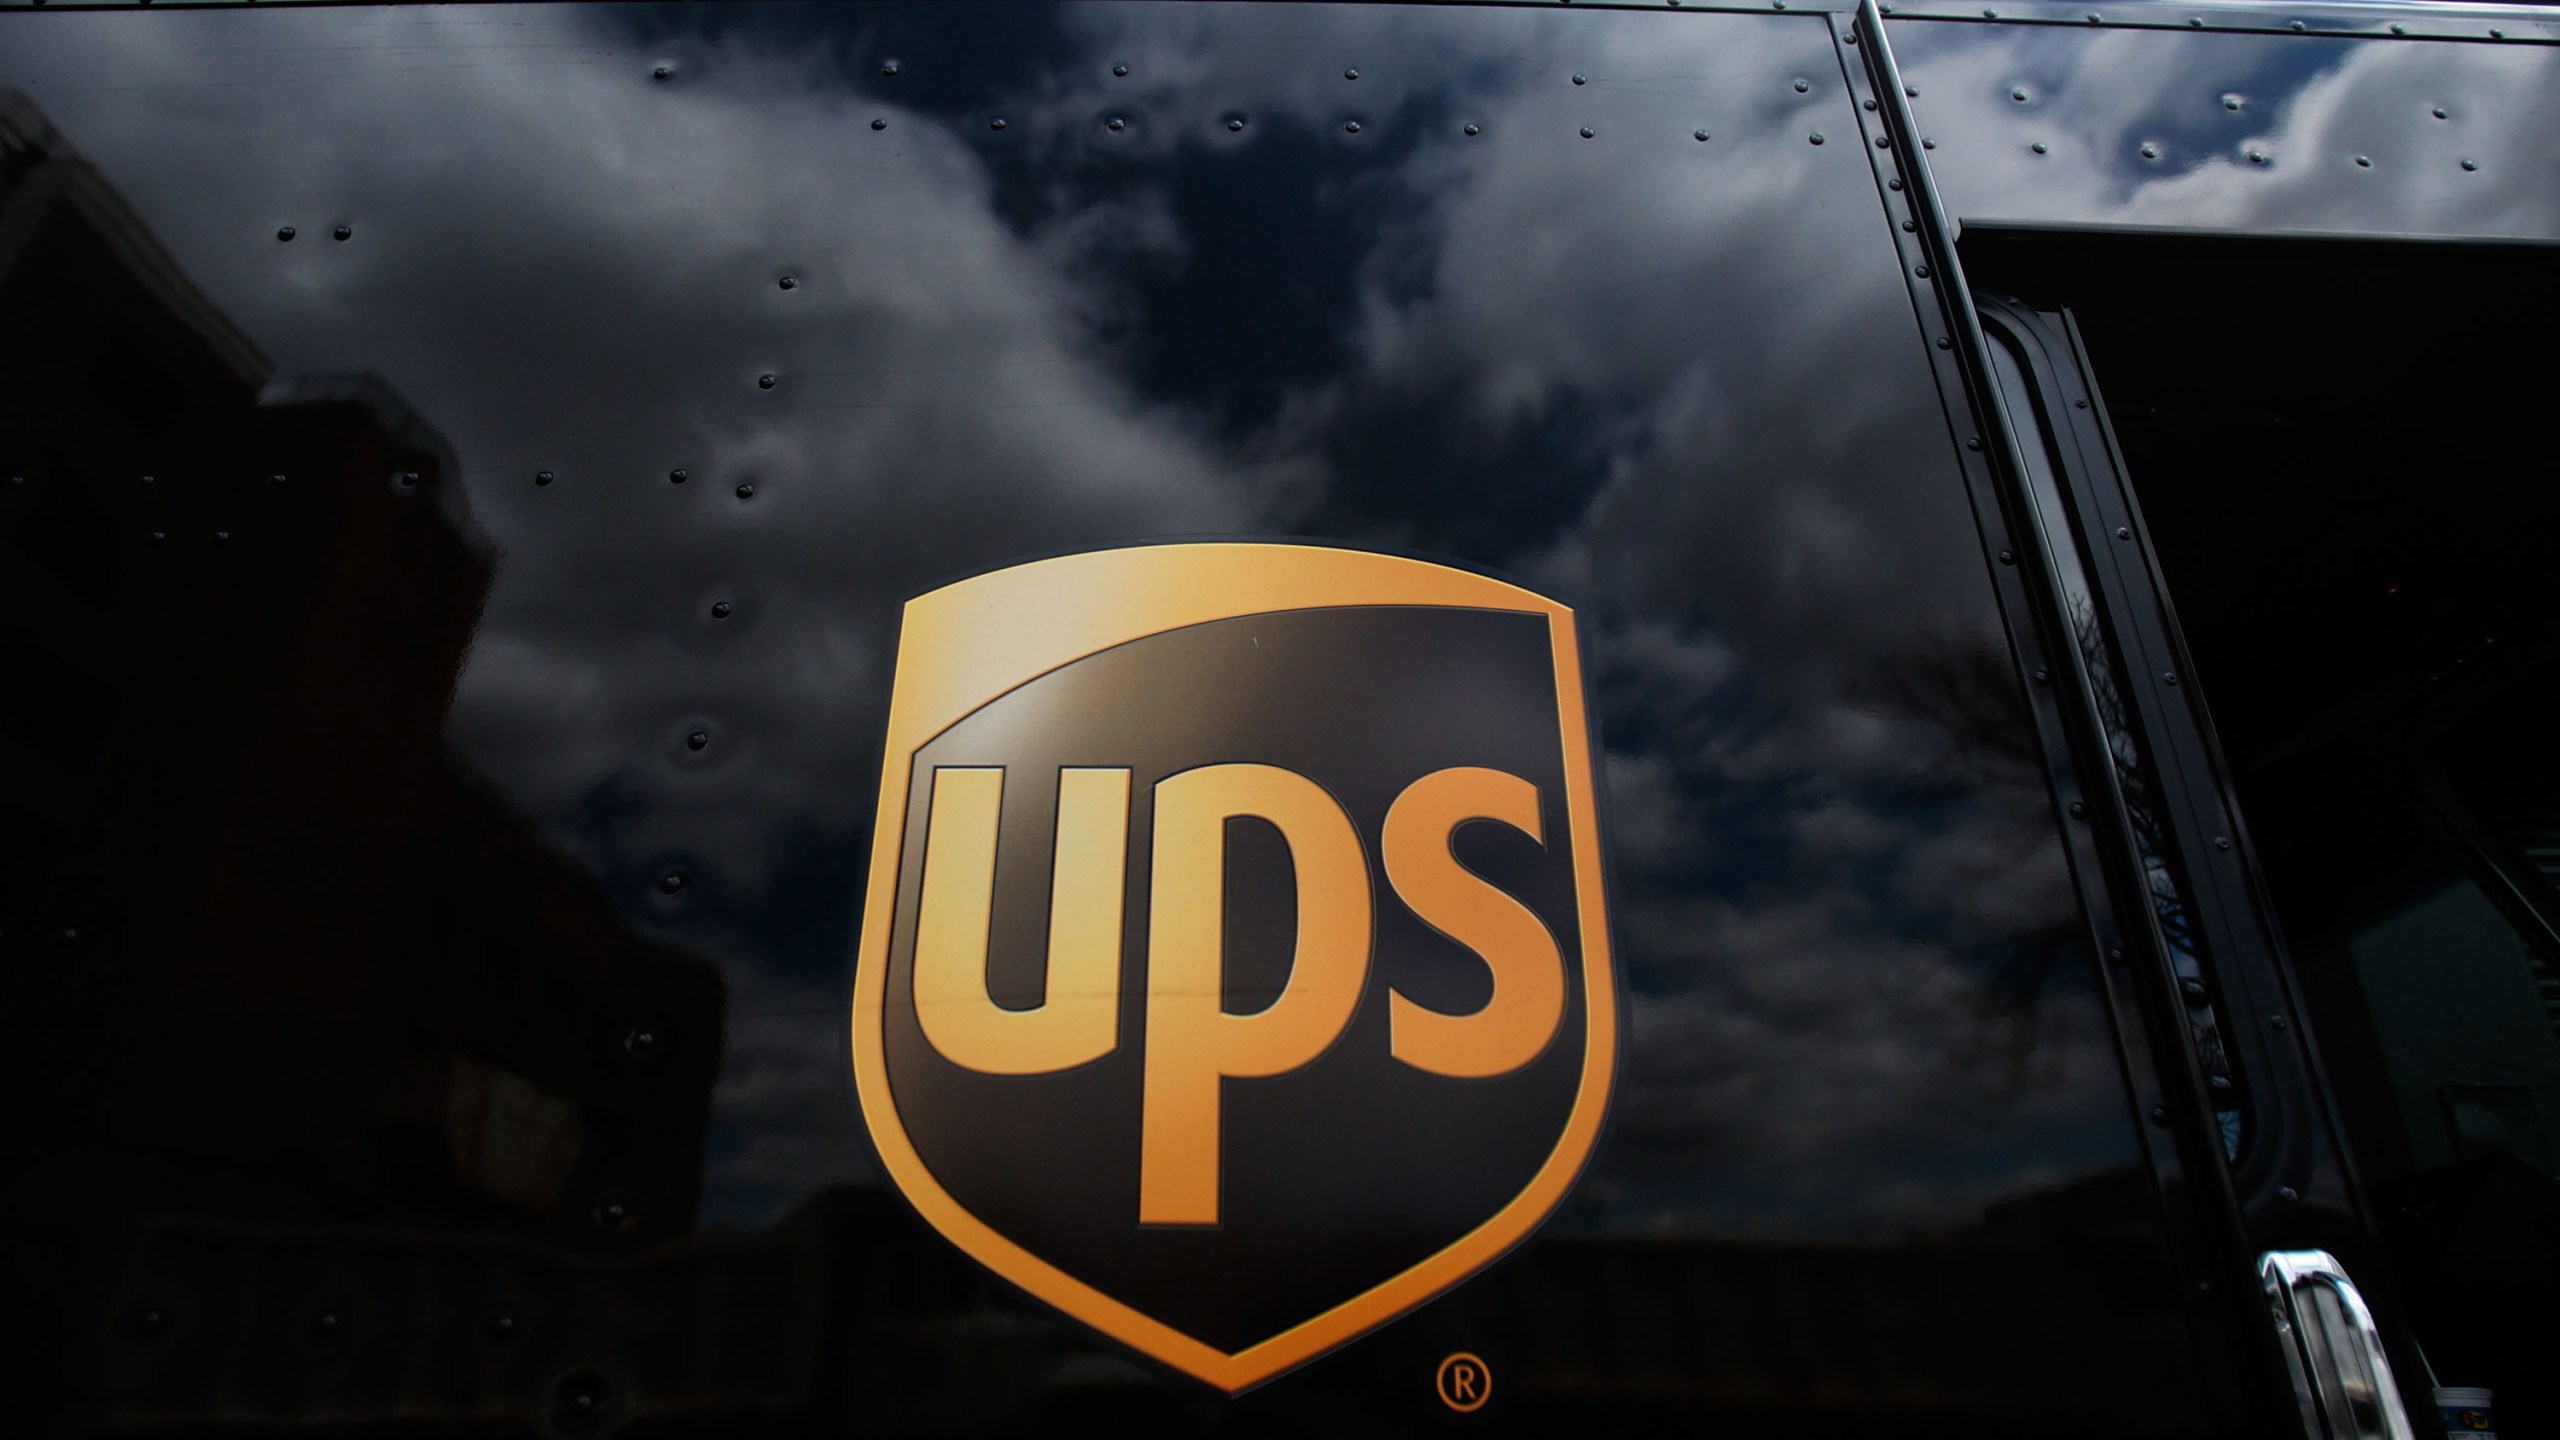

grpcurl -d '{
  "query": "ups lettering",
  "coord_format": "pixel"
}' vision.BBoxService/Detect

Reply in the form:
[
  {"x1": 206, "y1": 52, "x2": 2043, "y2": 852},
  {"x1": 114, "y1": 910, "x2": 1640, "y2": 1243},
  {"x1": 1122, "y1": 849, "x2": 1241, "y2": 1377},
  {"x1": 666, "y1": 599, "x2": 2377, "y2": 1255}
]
[
  {"x1": 853, "y1": 543, "x2": 1616, "y2": 1391},
  {"x1": 912, "y1": 762, "x2": 1563, "y2": 1225}
]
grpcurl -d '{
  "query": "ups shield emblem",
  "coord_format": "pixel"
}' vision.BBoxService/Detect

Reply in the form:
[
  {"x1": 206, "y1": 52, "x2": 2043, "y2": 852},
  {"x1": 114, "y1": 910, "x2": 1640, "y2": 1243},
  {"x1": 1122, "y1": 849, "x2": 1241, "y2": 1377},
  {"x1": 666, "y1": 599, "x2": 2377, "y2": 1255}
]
[{"x1": 851, "y1": 543, "x2": 1618, "y2": 1392}]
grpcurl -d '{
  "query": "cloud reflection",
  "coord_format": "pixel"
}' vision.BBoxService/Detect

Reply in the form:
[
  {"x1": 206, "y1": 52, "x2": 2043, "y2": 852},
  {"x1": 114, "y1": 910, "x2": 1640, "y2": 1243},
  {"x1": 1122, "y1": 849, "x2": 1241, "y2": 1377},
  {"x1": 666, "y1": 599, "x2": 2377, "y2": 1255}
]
[{"x1": 3, "y1": 1, "x2": 2152, "y2": 1240}]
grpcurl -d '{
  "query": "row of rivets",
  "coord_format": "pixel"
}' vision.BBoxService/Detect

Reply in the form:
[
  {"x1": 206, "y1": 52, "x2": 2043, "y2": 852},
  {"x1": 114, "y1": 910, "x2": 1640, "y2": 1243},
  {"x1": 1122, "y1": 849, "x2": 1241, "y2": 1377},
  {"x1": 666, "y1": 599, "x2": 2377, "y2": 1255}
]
[{"x1": 275, "y1": 225, "x2": 353, "y2": 242}]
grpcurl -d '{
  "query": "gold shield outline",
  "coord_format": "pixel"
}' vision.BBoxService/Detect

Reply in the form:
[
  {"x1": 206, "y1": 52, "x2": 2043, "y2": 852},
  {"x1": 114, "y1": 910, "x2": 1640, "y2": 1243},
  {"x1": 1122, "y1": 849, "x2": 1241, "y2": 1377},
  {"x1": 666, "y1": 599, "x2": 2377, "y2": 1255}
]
[{"x1": 850, "y1": 542, "x2": 1618, "y2": 1393}]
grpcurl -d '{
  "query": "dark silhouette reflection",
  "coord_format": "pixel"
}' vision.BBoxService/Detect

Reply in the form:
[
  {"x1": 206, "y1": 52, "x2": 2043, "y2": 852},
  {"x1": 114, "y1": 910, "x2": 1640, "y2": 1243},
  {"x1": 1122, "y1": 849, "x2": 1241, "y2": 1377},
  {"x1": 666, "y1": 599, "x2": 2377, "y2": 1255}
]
[{"x1": 0, "y1": 95, "x2": 726, "y2": 1432}]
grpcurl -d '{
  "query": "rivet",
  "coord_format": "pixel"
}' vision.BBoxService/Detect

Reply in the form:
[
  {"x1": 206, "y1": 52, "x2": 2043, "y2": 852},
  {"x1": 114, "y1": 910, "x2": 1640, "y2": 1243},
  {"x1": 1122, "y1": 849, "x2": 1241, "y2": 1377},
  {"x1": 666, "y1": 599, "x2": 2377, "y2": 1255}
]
[
  {"x1": 626, "y1": 1027, "x2": 658, "y2": 1052},
  {"x1": 1344, "y1": 68, "x2": 1360, "y2": 80},
  {"x1": 1914, "y1": 263, "x2": 1930, "y2": 278},
  {"x1": 870, "y1": 118, "x2": 886, "y2": 130},
  {"x1": 2073, "y1": 398, "x2": 2088, "y2": 409},
  {"x1": 2068, "y1": 799, "x2": 2087, "y2": 818},
  {"x1": 594, "y1": 1190, "x2": 634, "y2": 1226},
  {"x1": 2247, "y1": 149, "x2": 2267, "y2": 163},
  {"x1": 212, "y1": 530, "x2": 230, "y2": 543},
  {"x1": 2461, "y1": 158, "x2": 2478, "y2": 171},
  {"x1": 758, "y1": 373, "x2": 777, "y2": 389},
  {"x1": 1794, "y1": 77, "x2": 1811, "y2": 93},
  {"x1": 535, "y1": 470, "x2": 555, "y2": 486},
  {"x1": 1465, "y1": 123, "x2": 1481, "y2": 136},
  {"x1": 2490, "y1": 27, "x2": 2504, "y2": 38},
  {"x1": 2223, "y1": 95, "x2": 2242, "y2": 111},
  {"x1": 1773, "y1": 0, "x2": 1786, "y2": 9},
  {"x1": 2190, "y1": 16, "x2": 2205, "y2": 27},
  {"x1": 276, "y1": 225, "x2": 296, "y2": 241},
  {"x1": 2010, "y1": 87, "x2": 2028, "y2": 102},
  {"x1": 652, "y1": 65, "x2": 672, "y2": 80},
  {"x1": 880, "y1": 59, "x2": 901, "y2": 77},
  {"x1": 140, "y1": 474, "x2": 155, "y2": 485},
  {"x1": 1904, "y1": 85, "x2": 1918, "y2": 97},
  {"x1": 2162, "y1": 671, "x2": 2180, "y2": 686},
  {"x1": 1888, "y1": 177, "x2": 1904, "y2": 191},
  {"x1": 491, "y1": 1315, "x2": 517, "y2": 1339},
  {"x1": 989, "y1": 117, "x2": 1006, "y2": 131},
  {"x1": 2277, "y1": 1185, "x2": 2300, "y2": 1202},
  {"x1": 1922, "y1": 137, "x2": 1935, "y2": 150},
  {"x1": 1879, "y1": 2, "x2": 1892, "y2": 10},
  {"x1": 735, "y1": 483, "x2": 755, "y2": 499},
  {"x1": 710, "y1": 600, "x2": 733, "y2": 619},
  {"x1": 1693, "y1": 129, "x2": 1709, "y2": 141},
  {"x1": 1809, "y1": 132, "x2": 1825, "y2": 145},
  {"x1": 658, "y1": 870, "x2": 688, "y2": 895},
  {"x1": 1231, "y1": 118, "x2": 1248, "y2": 132},
  {"x1": 1906, "y1": 220, "x2": 1921, "y2": 233},
  {"x1": 1844, "y1": 30, "x2": 1857, "y2": 45},
  {"x1": 2181, "y1": 978, "x2": 2209, "y2": 1002},
  {"x1": 2214, "y1": 836, "x2": 2231, "y2": 850},
  {"x1": 670, "y1": 468, "x2": 689, "y2": 484},
  {"x1": 2196, "y1": 1281, "x2": 2213, "y2": 1296},
  {"x1": 315, "y1": 1312, "x2": 341, "y2": 1335},
  {"x1": 2116, "y1": 525, "x2": 2131, "y2": 538},
  {"x1": 1579, "y1": 126, "x2": 1594, "y2": 139},
  {"x1": 1933, "y1": 333, "x2": 1949, "y2": 345},
  {"x1": 1106, "y1": 116, "x2": 1126, "y2": 131},
  {"x1": 2150, "y1": 1104, "x2": 2170, "y2": 1127},
  {"x1": 397, "y1": 470, "x2": 419, "y2": 488},
  {"x1": 1877, "y1": 135, "x2": 1892, "y2": 149},
  {"x1": 2355, "y1": 155, "x2": 2371, "y2": 168},
  {"x1": 1983, "y1": 7, "x2": 1996, "y2": 16},
  {"x1": 2087, "y1": 11, "x2": 2101, "y2": 21},
  {"x1": 61, "y1": 927, "x2": 77, "y2": 942},
  {"x1": 332, "y1": 224, "x2": 352, "y2": 241},
  {"x1": 1112, "y1": 64, "x2": 1128, "y2": 77},
  {"x1": 2431, "y1": 106, "x2": 2447, "y2": 119},
  {"x1": 778, "y1": 275, "x2": 797, "y2": 290},
  {"x1": 1572, "y1": 74, "x2": 1587, "y2": 85},
  {"x1": 2032, "y1": 666, "x2": 2050, "y2": 683},
  {"x1": 2271, "y1": 1014, "x2": 2288, "y2": 1030},
  {"x1": 149, "y1": 530, "x2": 166, "y2": 544},
  {"x1": 2030, "y1": 141, "x2": 2047, "y2": 154},
  {"x1": 1863, "y1": 98, "x2": 1877, "y2": 112},
  {"x1": 2390, "y1": 23, "x2": 2405, "y2": 34},
  {"x1": 2140, "y1": 142, "x2": 2159, "y2": 159},
  {"x1": 2289, "y1": 19, "x2": 2305, "y2": 31},
  {"x1": 685, "y1": 731, "x2": 709, "y2": 752},
  {"x1": 2106, "y1": 947, "x2": 2124, "y2": 963},
  {"x1": 1345, "y1": 120, "x2": 1362, "y2": 134},
  {"x1": 141, "y1": 1310, "x2": 165, "y2": 1333},
  {"x1": 1965, "y1": 436, "x2": 1983, "y2": 451},
  {"x1": 1997, "y1": 548, "x2": 2015, "y2": 564}
]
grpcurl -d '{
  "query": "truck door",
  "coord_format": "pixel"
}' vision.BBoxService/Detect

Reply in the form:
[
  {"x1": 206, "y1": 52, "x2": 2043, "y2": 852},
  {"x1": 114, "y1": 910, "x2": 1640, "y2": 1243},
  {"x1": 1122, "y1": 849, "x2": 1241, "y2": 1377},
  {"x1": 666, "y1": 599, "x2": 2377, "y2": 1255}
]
[{"x1": 1969, "y1": 232, "x2": 2560, "y2": 1440}]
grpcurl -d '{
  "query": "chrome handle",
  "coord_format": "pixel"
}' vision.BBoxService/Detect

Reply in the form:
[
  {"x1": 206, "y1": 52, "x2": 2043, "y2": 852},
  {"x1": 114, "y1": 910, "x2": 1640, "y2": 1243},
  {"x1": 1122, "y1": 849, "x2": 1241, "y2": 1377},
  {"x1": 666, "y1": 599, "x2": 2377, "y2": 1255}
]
[{"x1": 2259, "y1": 1250, "x2": 2416, "y2": 1440}]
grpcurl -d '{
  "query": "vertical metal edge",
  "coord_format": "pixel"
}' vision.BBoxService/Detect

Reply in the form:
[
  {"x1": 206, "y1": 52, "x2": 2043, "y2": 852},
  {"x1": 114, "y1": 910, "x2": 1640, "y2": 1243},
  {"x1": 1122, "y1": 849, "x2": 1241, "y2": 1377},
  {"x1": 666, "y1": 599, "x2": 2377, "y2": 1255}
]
[{"x1": 1841, "y1": 2, "x2": 2278, "y2": 1426}]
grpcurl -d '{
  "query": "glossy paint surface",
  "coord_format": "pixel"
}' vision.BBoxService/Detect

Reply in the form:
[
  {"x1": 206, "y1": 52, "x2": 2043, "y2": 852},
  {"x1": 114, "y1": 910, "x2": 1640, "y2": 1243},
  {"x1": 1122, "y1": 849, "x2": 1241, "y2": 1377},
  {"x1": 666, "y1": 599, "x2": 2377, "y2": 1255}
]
[
  {"x1": 1, "y1": 3, "x2": 2210, "y2": 1433},
  {"x1": 1893, "y1": 14, "x2": 2560, "y2": 238}
]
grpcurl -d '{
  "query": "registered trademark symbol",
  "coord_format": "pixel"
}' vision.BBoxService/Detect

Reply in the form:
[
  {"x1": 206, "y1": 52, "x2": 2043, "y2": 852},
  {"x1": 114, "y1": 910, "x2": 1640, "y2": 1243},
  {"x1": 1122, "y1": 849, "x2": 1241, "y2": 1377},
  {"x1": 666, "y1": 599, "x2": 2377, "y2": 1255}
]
[{"x1": 1435, "y1": 1351, "x2": 1490, "y2": 1413}]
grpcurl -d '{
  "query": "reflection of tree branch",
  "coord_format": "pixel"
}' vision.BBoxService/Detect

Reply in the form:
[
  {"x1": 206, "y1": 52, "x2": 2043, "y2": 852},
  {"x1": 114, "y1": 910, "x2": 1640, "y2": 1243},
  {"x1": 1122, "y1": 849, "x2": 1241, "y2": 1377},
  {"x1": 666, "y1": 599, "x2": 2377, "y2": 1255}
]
[
  {"x1": 1850, "y1": 632, "x2": 2043, "y2": 796},
  {"x1": 1855, "y1": 635, "x2": 2079, "y2": 1100}
]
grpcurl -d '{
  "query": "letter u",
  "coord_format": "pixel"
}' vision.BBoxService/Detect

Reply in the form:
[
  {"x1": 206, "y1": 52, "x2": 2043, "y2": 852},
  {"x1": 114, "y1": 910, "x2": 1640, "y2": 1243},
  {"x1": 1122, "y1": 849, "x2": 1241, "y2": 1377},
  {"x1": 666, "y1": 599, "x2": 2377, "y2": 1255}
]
[{"x1": 912, "y1": 766, "x2": 1129, "y2": 1074}]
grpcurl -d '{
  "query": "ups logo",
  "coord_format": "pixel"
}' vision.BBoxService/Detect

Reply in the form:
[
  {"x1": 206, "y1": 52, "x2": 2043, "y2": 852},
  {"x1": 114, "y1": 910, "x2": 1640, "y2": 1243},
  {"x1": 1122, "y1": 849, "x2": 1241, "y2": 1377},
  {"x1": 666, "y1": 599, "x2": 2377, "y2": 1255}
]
[{"x1": 851, "y1": 543, "x2": 1618, "y2": 1392}]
